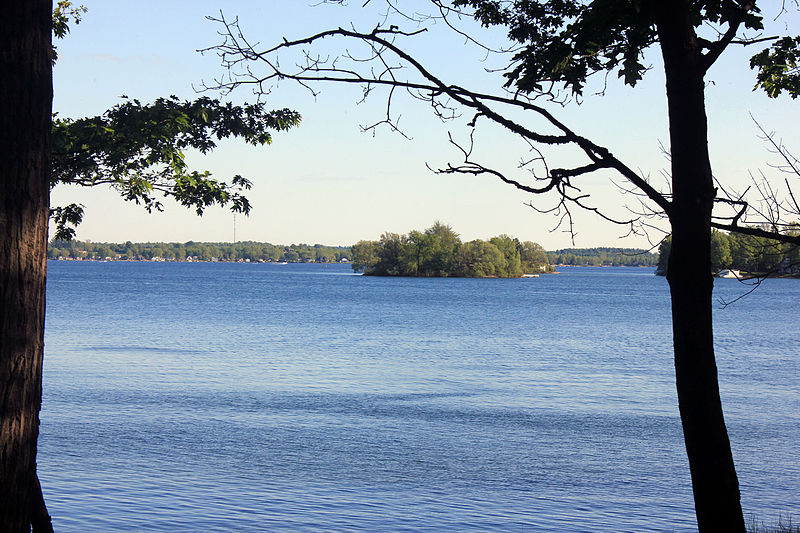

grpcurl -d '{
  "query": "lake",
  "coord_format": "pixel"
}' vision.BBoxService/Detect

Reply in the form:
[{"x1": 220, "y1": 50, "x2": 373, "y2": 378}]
[{"x1": 39, "y1": 262, "x2": 799, "y2": 531}]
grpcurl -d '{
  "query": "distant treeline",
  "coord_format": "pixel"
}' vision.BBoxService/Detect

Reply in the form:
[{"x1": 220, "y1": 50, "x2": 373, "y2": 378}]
[
  {"x1": 48, "y1": 239, "x2": 350, "y2": 263},
  {"x1": 656, "y1": 229, "x2": 800, "y2": 275},
  {"x1": 65, "y1": 230, "x2": 795, "y2": 273},
  {"x1": 547, "y1": 247, "x2": 658, "y2": 267},
  {"x1": 350, "y1": 222, "x2": 552, "y2": 277}
]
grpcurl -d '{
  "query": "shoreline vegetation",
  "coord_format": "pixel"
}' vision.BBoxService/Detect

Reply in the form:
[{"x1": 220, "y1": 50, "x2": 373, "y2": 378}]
[
  {"x1": 47, "y1": 224, "x2": 660, "y2": 271},
  {"x1": 349, "y1": 222, "x2": 655, "y2": 278},
  {"x1": 655, "y1": 229, "x2": 800, "y2": 278},
  {"x1": 49, "y1": 239, "x2": 351, "y2": 264}
]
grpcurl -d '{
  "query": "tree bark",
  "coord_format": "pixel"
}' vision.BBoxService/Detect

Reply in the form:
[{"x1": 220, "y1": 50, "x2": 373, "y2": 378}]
[
  {"x1": 0, "y1": 1, "x2": 54, "y2": 531},
  {"x1": 655, "y1": 2, "x2": 745, "y2": 531}
]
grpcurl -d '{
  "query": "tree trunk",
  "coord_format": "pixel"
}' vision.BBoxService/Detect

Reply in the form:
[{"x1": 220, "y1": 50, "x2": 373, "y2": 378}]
[
  {"x1": 0, "y1": 1, "x2": 54, "y2": 531},
  {"x1": 655, "y1": 2, "x2": 745, "y2": 531}
]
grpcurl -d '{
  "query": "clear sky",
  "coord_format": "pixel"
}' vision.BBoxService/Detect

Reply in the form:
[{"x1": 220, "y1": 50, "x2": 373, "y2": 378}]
[{"x1": 51, "y1": 1, "x2": 799, "y2": 249}]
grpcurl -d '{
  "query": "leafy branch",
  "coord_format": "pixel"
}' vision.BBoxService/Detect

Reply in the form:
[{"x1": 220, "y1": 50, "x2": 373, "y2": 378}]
[{"x1": 51, "y1": 96, "x2": 301, "y2": 238}]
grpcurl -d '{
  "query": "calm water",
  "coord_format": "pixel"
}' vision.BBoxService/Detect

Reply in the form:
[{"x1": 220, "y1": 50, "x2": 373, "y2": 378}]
[{"x1": 39, "y1": 262, "x2": 799, "y2": 532}]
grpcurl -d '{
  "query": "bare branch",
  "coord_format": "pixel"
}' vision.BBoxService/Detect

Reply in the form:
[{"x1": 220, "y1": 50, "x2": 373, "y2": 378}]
[
  {"x1": 710, "y1": 221, "x2": 800, "y2": 245},
  {"x1": 203, "y1": 16, "x2": 673, "y2": 222}
]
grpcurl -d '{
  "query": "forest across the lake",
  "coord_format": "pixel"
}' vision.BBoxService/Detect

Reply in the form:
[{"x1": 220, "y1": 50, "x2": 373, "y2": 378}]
[
  {"x1": 47, "y1": 238, "x2": 658, "y2": 268},
  {"x1": 48, "y1": 222, "x2": 660, "y2": 276}
]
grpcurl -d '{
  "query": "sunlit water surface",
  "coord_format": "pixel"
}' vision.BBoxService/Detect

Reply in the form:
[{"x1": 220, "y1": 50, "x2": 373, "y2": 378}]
[{"x1": 40, "y1": 262, "x2": 799, "y2": 531}]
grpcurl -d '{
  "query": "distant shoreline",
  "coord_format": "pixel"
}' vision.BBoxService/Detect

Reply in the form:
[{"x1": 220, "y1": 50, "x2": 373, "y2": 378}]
[
  {"x1": 48, "y1": 257, "x2": 657, "y2": 269},
  {"x1": 49, "y1": 257, "x2": 344, "y2": 264},
  {"x1": 48, "y1": 239, "x2": 659, "y2": 268}
]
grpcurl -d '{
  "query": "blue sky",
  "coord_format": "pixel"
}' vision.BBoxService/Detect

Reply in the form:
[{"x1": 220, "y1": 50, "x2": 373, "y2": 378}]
[{"x1": 51, "y1": 1, "x2": 800, "y2": 248}]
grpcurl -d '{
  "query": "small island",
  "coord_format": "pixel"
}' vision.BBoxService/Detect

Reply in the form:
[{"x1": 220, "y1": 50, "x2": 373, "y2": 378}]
[{"x1": 350, "y1": 222, "x2": 554, "y2": 278}]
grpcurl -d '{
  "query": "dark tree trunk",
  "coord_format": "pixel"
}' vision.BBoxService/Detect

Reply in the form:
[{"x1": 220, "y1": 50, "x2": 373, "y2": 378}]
[
  {"x1": 655, "y1": 2, "x2": 745, "y2": 531},
  {"x1": 0, "y1": 1, "x2": 54, "y2": 531}
]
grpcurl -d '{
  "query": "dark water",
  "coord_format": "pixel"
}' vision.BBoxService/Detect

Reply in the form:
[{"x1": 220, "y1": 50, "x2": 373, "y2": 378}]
[{"x1": 39, "y1": 262, "x2": 799, "y2": 531}]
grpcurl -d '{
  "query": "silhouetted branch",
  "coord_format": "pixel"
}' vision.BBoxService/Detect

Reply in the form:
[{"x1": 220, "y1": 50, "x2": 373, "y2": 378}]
[{"x1": 202, "y1": 8, "x2": 797, "y2": 247}]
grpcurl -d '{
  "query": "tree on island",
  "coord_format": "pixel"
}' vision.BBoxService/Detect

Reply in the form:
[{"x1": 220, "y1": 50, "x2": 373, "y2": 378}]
[
  {"x1": 351, "y1": 222, "x2": 552, "y2": 276},
  {"x1": 0, "y1": 3, "x2": 299, "y2": 530},
  {"x1": 204, "y1": 1, "x2": 799, "y2": 530}
]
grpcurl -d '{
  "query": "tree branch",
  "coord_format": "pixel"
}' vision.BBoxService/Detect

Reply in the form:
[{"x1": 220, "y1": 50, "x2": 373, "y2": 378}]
[
  {"x1": 710, "y1": 221, "x2": 800, "y2": 244},
  {"x1": 700, "y1": 1, "x2": 757, "y2": 73},
  {"x1": 204, "y1": 17, "x2": 673, "y2": 219}
]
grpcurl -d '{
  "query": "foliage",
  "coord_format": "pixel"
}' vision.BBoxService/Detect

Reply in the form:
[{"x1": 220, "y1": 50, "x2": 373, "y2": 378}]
[
  {"x1": 49, "y1": 203, "x2": 84, "y2": 241},
  {"x1": 751, "y1": 36, "x2": 800, "y2": 98},
  {"x1": 656, "y1": 238, "x2": 671, "y2": 277},
  {"x1": 51, "y1": 1, "x2": 87, "y2": 63},
  {"x1": 710, "y1": 229, "x2": 733, "y2": 272},
  {"x1": 50, "y1": 2, "x2": 300, "y2": 241},
  {"x1": 350, "y1": 222, "x2": 551, "y2": 277},
  {"x1": 489, "y1": 234, "x2": 524, "y2": 277},
  {"x1": 656, "y1": 228, "x2": 800, "y2": 276},
  {"x1": 453, "y1": 0, "x2": 765, "y2": 95},
  {"x1": 50, "y1": 96, "x2": 301, "y2": 240},
  {"x1": 48, "y1": 239, "x2": 350, "y2": 263},
  {"x1": 350, "y1": 240, "x2": 380, "y2": 272},
  {"x1": 454, "y1": 239, "x2": 507, "y2": 277}
]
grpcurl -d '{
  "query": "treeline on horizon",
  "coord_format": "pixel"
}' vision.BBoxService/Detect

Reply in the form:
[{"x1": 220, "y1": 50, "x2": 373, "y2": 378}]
[
  {"x1": 47, "y1": 236, "x2": 662, "y2": 269},
  {"x1": 350, "y1": 222, "x2": 553, "y2": 278},
  {"x1": 656, "y1": 228, "x2": 800, "y2": 275},
  {"x1": 48, "y1": 239, "x2": 350, "y2": 263},
  {"x1": 547, "y1": 247, "x2": 658, "y2": 267}
]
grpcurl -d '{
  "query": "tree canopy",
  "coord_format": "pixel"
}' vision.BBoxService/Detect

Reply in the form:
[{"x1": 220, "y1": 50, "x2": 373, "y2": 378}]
[
  {"x1": 351, "y1": 222, "x2": 552, "y2": 277},
  {"x1": 455, "y1": 0, "x2": 767, "y2": 93}
]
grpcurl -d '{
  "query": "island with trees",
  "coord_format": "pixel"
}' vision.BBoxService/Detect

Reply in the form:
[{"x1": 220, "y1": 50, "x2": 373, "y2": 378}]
[{"x1": 349, "y1": 222, "x2": 552, "y2": 277}]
